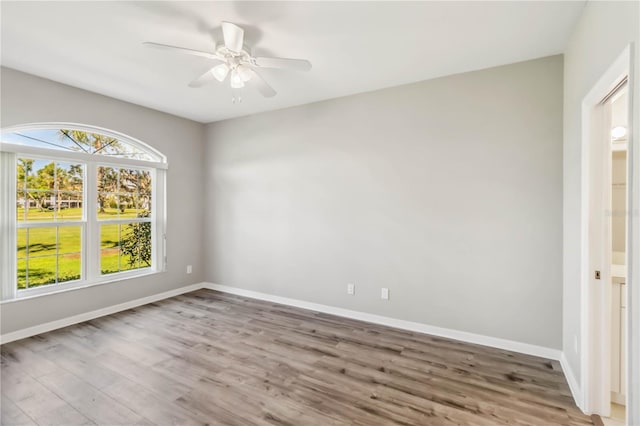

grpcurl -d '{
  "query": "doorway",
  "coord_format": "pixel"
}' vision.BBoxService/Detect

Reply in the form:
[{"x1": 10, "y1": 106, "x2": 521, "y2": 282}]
[{"x1": 580, "y1": 45, "x2": 634, "y2": 422}]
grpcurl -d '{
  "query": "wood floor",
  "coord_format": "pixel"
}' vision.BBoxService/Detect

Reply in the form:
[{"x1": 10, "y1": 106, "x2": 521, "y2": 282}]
[{"x1": 1, "y1": 289, "x2": 593, "y2": 425}]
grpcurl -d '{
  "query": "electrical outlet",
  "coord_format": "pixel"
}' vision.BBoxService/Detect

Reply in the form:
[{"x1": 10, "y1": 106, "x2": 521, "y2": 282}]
[
  {"x1": 347, "y1": 283, "x2": 355, "y2": 295},
  {"x1": 186, "y1": 265, "x2": 192, "y2": 274},
  {"x1": 381, "y1": 287, "x2": 389, "y2": 300}
]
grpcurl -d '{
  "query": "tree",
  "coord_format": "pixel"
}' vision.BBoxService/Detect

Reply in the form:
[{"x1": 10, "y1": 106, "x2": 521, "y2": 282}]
[
  {"x1": 65, "y1": 164, "x2": 83, "y2": 208},
  {"x1": 58, "y1": 130, "x2": 119, "y2": 213},
  {"x1": 19, "y1": 161, "x2": 55, "y2": 210},
  {"x1": 121, "y1": 211, "x2": 152, "y2": 268},
  {"x1": 17, "y1": 158, "x2": 34, "y2": 186},
  {"x1": 98, "y1": 167, "x2": 118, "y2": 213}
]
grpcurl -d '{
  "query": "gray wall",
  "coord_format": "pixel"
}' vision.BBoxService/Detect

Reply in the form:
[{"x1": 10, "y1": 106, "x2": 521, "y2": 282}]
[
  {"x1": 0, "y1": 67, "x2": 205, "y2": 335},
  {"x1": 204, "y1": 55, "x2": 564, "y2": 349},
  {"x1": 562, "y1": 1, "x2": 639, "y2": 418}
]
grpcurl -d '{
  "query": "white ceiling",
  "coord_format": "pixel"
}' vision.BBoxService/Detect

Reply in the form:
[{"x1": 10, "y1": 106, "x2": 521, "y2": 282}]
[{"x1": 1, "y1": 1, "x2": 585, "y2": 123}]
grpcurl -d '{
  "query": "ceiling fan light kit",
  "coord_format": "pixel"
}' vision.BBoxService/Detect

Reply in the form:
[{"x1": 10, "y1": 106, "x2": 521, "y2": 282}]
[
  {"x1": 144, "y1": 21, "x2": 312, "y2": 100},
  {"x1": 211, "y1": 63, "x2": 229, "y2": 82},
  {"x1": 229, "y1": 70, "x2": 245, "y2": 88}
]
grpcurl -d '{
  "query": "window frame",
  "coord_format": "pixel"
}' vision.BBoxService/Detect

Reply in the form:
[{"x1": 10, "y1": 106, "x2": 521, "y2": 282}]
[{"x1": 1, "y1": 123, "x2": 167, "y2": 302}]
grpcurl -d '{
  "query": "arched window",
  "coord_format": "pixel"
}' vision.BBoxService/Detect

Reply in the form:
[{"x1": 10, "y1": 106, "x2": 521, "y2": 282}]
[{"x1": 0, "y1": 123, "x2": 167, "y2": 300}]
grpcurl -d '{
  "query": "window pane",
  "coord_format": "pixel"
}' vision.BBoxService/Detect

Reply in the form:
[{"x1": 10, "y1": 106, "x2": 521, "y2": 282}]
[
  {"x1": 3, "y1": 129, "x2": 160, "y2": 162},
  {"x1": 59, "y1": 226, "x2": 81, "y2": 254},
  {"x1": 134, "y1": 193, "x2": 152, "y2": 216},
  {"x1": 100, "y1": 224, "x2": 120, "y2": 274},
  {"x1": 120, "y1": 225, "x2": 138, "y2": 271},
  {"x1": 138, "y1": 170, "x2": 152, "y2": 194},
  {"x1": 16, "y1": 158, "x2": 84, "y2": 223},
  {"x1": 57, "y1": 192, "x2": 83, "y2": 221},
  {"x1": 119, "y1": 195, "x2": 137, "y2": 218},
  {"x1": 24, "y1": 191, "x2": 55, "y2": 221},
  {"x1": 26, "y1": 160, "x2": 56, "y2": 191},
  {"x1": 56, "y1": 162, "x2": 83, "y2": 192},
  {"x1": 101, "y1": 222, "x2": 151, "y2": 275},
  {"x1": 26, "y1": 255, "x2": 57, "y2": 287},
  {"x1": 17, "y1": 229, "x2": 27, "y2": 259},
  {"x1": 17, "y1": 191, "x2": 26, "y2": 222},
  {"x1": 98, "y1": 166, "x2": 118, "y2": 193},
  {"x1": 16, "y1": 226, "x2": 83, "y2": 289},
  {"x1": 28, "y1": 227, "x2": 57, "y2": 257},
  {"x1": 56, "y1": 162, "x2": 84, "y2": 222},
  {"x1": 119, "y1": 169, "x2": 138, "y2": 193},
  {"x1": 97, "y1": 193, "x2": 119, "y2": 219},
  {"x1": 121, "y1": 221, "x2": 151, "y2": 271},
  {"x1": 17, "y1": 259, "x2": 27, "y2": 289},
  {"x1": 97, "y1": 167, "x2": 152, "y2": 220},
  {"x1": 58, "y1": 254, "x2": 81, "y2": 283},
  {"x1": 25, "y1": 226, "x2": 58, "y2": 286},
  {"x1": 16, "y1": 158, "x2": 29, "y2": 187}
]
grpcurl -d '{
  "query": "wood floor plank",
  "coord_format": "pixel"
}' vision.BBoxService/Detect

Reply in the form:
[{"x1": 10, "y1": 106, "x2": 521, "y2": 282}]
[
  {"x1": 36, "y1": 369, "x2": 153, "y2": 425},
  {"x1": 0, "y1": 394, "x2": 37, "y2": 426},
  {"x1": 101, "y1": 374, "x2": 206, "y2": 426},
  {"x1": 1, "y1": 289, "x2": 593, "y2": 425},
  {"x1": 1, "y1": 360, "x2": 94, "y2": 425}
]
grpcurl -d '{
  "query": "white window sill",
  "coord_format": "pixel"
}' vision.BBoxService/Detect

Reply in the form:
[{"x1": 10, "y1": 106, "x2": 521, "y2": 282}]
[{"x1": 1, "y1": 269, "x2": 163, "y2": 304}]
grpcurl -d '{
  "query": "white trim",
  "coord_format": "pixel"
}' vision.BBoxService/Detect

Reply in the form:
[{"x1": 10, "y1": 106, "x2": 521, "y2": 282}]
[
  {"x1": 11, "y1": 267, "x2": 158, "y2": 301},
  {"x1": 203, "y1": 283, "x2": 562, "y2": 360},
  {"x1": 0, "y1": 282, "x2": 205, "y2": 345},
  {"x1": 561, "y1": 351, "x2": 584, "y2": 412},
  {"x1": 628, "y1": 41, "x2": 639, "y2": 426},
  {"x1": 0, "y1": 152, "x2": 17, "y2": 301}
]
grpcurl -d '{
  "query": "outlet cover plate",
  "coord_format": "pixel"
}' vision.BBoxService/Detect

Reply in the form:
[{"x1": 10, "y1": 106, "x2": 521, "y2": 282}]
[{"x1": 381, "y1": 288, "x2": 389, "y2": 300}]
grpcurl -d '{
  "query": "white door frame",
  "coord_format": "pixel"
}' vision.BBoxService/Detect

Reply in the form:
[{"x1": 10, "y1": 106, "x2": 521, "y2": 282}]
[{"x1": 580, "y1": 44, "x2": 635, "y2": 418}]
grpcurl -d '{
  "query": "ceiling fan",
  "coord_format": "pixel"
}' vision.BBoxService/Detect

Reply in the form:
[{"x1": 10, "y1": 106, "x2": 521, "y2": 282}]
[{"x1": 143, "y1": 22, "x2": 312, "y2": 98}]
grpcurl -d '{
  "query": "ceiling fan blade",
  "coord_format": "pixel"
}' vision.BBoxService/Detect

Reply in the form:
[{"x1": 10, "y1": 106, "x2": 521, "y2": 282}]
[
  {"x1": 188, "y1": 68, "x2": 219, "y2": 88},
  {"x1": 143, "y1": 42, "x2": 219, "y2": 60},
  {"x1": 252, "y1": 57, "x2": 312, "y2": 71},
  {"x1": 248, "y1": 69, "x2": 276, "y2": 98},
  {"x1": 222, "y1": 22, "x2": 244, "y2": 52}
]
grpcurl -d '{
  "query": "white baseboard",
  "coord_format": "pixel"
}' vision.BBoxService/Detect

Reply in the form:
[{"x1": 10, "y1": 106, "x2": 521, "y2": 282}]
[
  {"x1": 0, "y1": 282, "x2": 206, "y2": 345},
  {"x1": 203, "y1": 283, "x2": 562, "y2": 361},
  {"x1": 560, "y1": 352, "x2": 584, "y2": 412}
]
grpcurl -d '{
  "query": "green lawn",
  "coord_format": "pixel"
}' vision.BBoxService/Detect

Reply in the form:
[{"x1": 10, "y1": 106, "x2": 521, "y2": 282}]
[
  {"x1": 17, "y1": 207, "x2": 143, "y2": 222},
  {"x1": 17, "y1": 216, "x2": 148, "y2": 289}
]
